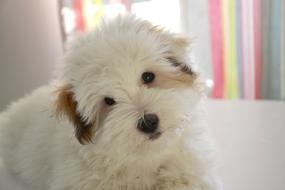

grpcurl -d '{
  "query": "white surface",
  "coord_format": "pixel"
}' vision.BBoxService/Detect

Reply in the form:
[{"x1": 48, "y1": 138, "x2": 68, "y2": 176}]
[
  {"x1": 0, "y1": 100, "x2": 285, "y2": 190},
  {"x1": 208, "y1": 100, "x2": 285, "y2": 190}
]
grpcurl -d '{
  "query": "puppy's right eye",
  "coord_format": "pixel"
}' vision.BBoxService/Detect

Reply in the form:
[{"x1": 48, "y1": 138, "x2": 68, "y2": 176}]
[
  {"x1": 104, "y1": 97, "x2": 116, "y2": 106},
  {"x1": 142, "y1": 72, "x2": 155, "y2": 84}
]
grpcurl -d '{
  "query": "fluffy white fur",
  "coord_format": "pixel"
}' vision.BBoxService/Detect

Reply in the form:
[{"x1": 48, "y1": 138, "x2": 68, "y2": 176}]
[{"x1": 0, "y1": 16, "x2": 220, "y2": 190}]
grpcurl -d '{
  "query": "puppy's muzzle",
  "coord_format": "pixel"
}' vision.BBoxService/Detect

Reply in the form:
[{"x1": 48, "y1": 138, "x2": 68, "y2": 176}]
[{"x1": 137, "y1": 114, "x2": 159, "y2": 134}]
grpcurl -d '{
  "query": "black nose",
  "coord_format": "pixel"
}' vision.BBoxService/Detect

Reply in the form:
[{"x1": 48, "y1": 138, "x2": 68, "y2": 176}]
[{"x1": 137, "y1": 114, "x2": 159, "y2": 134}]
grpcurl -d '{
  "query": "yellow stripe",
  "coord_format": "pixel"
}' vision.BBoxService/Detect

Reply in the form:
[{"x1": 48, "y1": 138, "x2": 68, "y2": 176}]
[
  {"x1": 222, "y1": 0, "x2": 238, "y2": 99},
  {"x1": 83, "y1": 0, "x2": 104, "y2": 30},
  {"x1": 222, "y1": 0, "x2": 230, "y2": 98},
  {"x1": 94, "y1": 0, "x2": 104, "y2": 26},
  {"x1": 229, "y1": 0, "x2": 238, "y2": 98}
]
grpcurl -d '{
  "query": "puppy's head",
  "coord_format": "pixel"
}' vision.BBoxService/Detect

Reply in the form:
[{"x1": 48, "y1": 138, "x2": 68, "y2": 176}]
[{"x1": 55, "y1": 16, "x2": 204, "y2": 155}]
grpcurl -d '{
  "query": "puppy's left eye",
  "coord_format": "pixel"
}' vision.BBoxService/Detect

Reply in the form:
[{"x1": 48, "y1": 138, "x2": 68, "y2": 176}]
[
  {"x1": 142, "y1": 72, "x2": 155, "y2": 84},
  {"x1": 104, "y1": 97, "x2": 116, "y2": 106}
]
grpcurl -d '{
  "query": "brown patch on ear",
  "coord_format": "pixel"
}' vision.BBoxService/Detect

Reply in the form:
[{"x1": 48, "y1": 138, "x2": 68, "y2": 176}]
[
  {"x1": 148, "y1": 69, "x2": 194, "y2": 89},
  {"x1": 54, "y1": 85, "x2": 93, "y2": 145},
  {"x1": 166, "y1": 56, "x2": 197, "y2": 77}
]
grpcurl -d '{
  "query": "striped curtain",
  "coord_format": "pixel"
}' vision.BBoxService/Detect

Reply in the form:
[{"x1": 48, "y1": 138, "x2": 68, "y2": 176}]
[
  {"x1": 61, "y1": 0, "x2": 130, "y2": 35},
  {"x1": 209, "y1": 0, "x2": 285, "y2": 100}
]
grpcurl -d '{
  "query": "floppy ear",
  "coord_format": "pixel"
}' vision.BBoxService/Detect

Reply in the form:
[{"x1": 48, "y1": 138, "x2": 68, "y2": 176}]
[
  {"x1": 54, "y1": 84, "x2": 94, "y2": 145},
  {"x1": 170, "y1": 35, "x2": 197, "y2": 75}
]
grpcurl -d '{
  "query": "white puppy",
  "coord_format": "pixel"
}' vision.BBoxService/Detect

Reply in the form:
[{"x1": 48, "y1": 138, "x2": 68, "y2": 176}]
[{"x1": 0, "y1": 16, "x2": 220, "y2": 190}]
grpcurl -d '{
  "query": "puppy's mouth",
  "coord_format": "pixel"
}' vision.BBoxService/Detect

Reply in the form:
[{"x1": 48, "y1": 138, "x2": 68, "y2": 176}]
[{"x1": 148, "y1": 131, "x2": 162, "y2": 140}]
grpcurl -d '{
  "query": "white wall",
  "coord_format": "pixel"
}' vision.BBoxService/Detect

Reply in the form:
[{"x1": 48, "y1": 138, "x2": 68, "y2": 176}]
[
  {"x1": 180, "y1": 0, "x2": 212, "y2": 81},
  {"x1": 0, "y1": 0, "x2": 63, "y2": 111}
]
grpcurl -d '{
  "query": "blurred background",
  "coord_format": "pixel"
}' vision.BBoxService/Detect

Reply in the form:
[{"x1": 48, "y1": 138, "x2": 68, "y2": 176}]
[
  {"x1": 0, "y1": 0, "x2": 284, "y2": 110},
  {"x1": 1, "y1": 1, "x2": 285, "y2": 190}
]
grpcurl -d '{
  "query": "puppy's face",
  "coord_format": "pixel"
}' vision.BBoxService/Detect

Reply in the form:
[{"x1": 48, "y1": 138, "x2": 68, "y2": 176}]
[{"x1": 55, "y1": 17, "x2": 203, "y2": 157}]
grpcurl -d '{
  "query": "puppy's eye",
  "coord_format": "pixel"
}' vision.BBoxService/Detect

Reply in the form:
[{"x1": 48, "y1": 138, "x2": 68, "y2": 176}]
[
  {"x1": 142, "y1": 72, "x2": 155, "y2": 84},
  {"x1": 104, "y1": 97, "x2": 116, "y2": 106}
]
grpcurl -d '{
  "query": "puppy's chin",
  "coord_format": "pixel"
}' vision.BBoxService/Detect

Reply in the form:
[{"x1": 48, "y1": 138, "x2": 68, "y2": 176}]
[
  {"x1": 93, "y1": 124, "x2": 179, "y2": 159},
  {"x1": 137, "y1": 128, "x2": 183, "y2": 155}
]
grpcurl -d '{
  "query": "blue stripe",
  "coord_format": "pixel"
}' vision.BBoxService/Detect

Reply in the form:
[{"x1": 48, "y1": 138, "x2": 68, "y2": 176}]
[{"x1": 269, "y1": 0, "x2": 281, "y2": 99}]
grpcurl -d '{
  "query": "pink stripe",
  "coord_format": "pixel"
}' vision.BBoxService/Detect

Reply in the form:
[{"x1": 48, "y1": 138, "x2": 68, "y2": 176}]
[
  {"x1": 121, "y1": 0, "x2": 131, "y2": 11},
  {"x1": 249, "y1": 0, "x2": 255, "y2": 99},
  {"x1": 254, "y1": 0, "x2": 261, "y2": 99},
  {"x1": 209, "y1": 0, "x2": 224, "y2": 98},
  {"x1": 73, "y1": 0, "x2": 85, "y2": 32}
]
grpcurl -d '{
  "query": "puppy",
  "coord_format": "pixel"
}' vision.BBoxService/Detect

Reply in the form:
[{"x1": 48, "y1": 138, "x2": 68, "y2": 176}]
[{"x1": 0, "y1": 16, "x2": 220, "y2": 190}]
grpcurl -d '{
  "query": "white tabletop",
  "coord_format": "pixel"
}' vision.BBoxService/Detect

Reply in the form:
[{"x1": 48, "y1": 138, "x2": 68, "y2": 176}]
[
  {"x1": 208, "y1": 100, "x2": 285, "y2": 190},
  {"x1": 1, "y1": 100, "x2": 285, "y2": 190}
]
